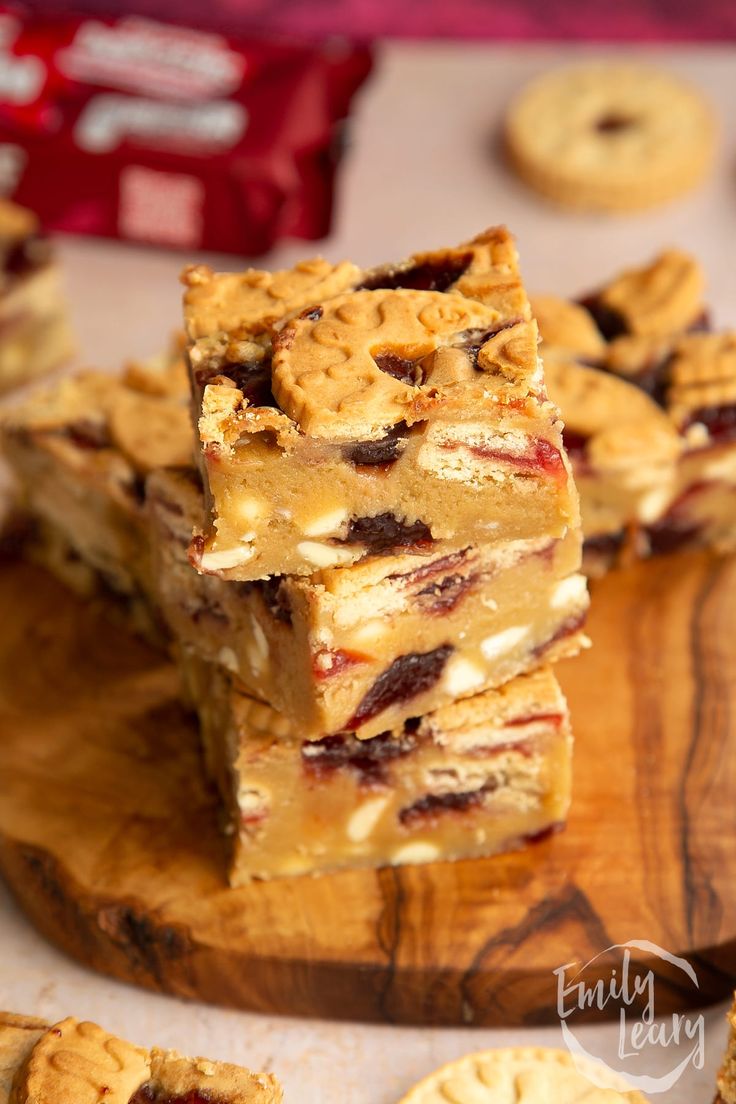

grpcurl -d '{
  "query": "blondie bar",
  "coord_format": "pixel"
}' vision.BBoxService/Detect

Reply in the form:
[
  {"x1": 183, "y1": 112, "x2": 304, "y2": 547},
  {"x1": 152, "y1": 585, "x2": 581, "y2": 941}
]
[
  {"x1": 1, "y1": 1013, "x2": 280, "y2": 1104},
  {"x1": 543, "y1": 355, "x2": 681, "y2": 574},
  {"x1": 150, "y1": 467, "x2": 587, "y2": 739},
  {"x1": 534, "y1": 249, "x2": 736, "y2": 571},
  {"x1": 181, "y1": 655, "x2": 573, "y2": 882},
  {"x1": 184, "y1": 228, "x2": 579, "y2": 580},
  {"x1": 1, "y1": 344, "x2": 191, "y2": 632},
  {"x1": 0, "y1": 200, "x2": 74, "y2": 394}
]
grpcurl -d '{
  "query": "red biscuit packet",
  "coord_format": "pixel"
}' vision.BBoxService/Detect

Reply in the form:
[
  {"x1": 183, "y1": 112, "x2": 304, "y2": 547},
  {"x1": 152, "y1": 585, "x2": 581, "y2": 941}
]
[{"x1": 0, "y1": 4, "x2": 372, "y2": 253}]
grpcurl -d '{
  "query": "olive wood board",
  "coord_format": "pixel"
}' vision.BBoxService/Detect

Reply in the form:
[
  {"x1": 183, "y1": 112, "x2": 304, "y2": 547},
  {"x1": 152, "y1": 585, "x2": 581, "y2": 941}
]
[{"x1": 0, "y1": 553, "x2": 734, "y2": 1026}]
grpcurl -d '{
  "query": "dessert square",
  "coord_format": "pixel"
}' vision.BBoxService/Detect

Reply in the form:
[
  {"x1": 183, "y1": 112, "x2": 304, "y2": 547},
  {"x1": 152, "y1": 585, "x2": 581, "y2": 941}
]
[
  {"x1": 542, "y1": 354, "x2": 681, "y2": 574},
  {"x1": 0, "y1": 199, "x2": 74, "y2": 394},
  {"x1": 1, "y1": 344, "x2": 191, "y2": 635},
  {"x1": 1, "y1": 1013, "x2": 281, "y2": 1104},
  {"x1": 183, "y1": 227, "x2": 579, "y2": 580},
  {"x1": 534, "y1": 249, "x2": 736, "y2": 571},
  {"x1": 181, "y1": 654, "x2": 573, "y2": 883},
  {"x1": 149, "y1": 467, "x2": 588, "y2": 739}
]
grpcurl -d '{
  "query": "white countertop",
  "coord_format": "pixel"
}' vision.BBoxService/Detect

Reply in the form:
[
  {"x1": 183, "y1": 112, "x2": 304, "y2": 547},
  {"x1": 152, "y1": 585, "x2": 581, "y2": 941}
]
[{"x1": 2, "y1": 41, "x2": 735, "y2": 1102}]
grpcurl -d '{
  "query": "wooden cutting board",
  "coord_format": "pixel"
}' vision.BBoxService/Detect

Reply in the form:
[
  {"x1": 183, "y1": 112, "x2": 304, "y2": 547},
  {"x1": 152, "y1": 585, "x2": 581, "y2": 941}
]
[{"x1": 0, "y1": 553, "x2": 734, "y2": 1026}]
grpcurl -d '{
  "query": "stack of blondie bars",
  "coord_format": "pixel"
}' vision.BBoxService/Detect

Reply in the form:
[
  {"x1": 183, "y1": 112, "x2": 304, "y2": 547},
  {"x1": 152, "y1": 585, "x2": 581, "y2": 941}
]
[{"x1": 3, "y1": 227, "x2": 589, "y2": 882}]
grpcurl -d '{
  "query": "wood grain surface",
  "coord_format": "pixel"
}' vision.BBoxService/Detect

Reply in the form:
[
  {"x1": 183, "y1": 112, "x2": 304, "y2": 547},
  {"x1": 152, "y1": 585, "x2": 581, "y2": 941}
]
[{"x1": 0, "y1": 553, "x2": 734, "y2": 1026}]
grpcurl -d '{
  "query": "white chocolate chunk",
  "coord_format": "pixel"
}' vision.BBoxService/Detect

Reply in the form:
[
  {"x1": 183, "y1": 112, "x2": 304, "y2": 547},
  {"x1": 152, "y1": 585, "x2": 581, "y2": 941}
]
[
  {"x1": 550, "y1": 573, "x2": 588, "y2": 610},
  {"x1": 217, "y1": 646, "x2": 240, "y2": 674},
  {"x1": 348, "y1": 619, "x2": 386, "y2": 647},
  {"x1": 245, "y1": 614, "x2": 270, "y2": 676},
  {"x1": 297, "y1": 540, "x2": 356, "y2": 567},
  {"x1": 200, "y1": 544, "x2": 254, "y2": 572},
  {"x1": 238, "y1": 787, "x2": 270, "y2": 816},
  {"x1": 302, "y1": 506, "x2": 348, "y2": 537},
  {"x1": 480, "y1": 624, "x2": 531, "y2": 660},
  {"x1": 636, "y1": 486, "x2": 674, "y2": 523},
  {"x1": 443, "y1": 656, "x2": 486, "y2": 697},
  {"x1": 236, "y1": 494, "x2": 268, "y2": 524},
  {"x1": 392, "y1": 841, "x2": 440, "y2": 865},
  {"x1": 347, "y1": 796, "x2": 389, "y2": 843}
]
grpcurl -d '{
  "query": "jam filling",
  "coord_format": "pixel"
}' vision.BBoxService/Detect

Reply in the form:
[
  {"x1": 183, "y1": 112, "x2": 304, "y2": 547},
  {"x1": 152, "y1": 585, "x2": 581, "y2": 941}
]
[
  {"x1": 238, "y1": 577, "x2": 292, "y2": 625},
  {"x1": 390, "y1": 547, "x2": 471, "y2": 588},
  {"x1": 577, "y1": 295, "x2": 629, "y2": 342},
  {"x1": 302, "y1": 728, "x2": 417, "y2": 785},
  {"x1": 63, "y1": 419, "x2": 112, "y2": 450},
  {"x1": 688, "y1": 309, "x2": 711, "y2": 333},
  {"x1": 341, "y1": 512, "x2": 433, "y2": 554},
  {"x1": 583, "y1": 530, "x2": 625, "y2": 559},
  {"x1": 532, "y1": 611, "x2": 586, "y2": 659},
  {"x1": 505, "y1": 711, "x2": 564, "y2": 728},
  {"x1": 398, "y1": 782, "x2": 496, "y2": 826},
  {"x1": 561, "y1": 429, "x2": 589, "y2": 463},
  {"x1": 455, "y1": 319, "x2": 522, "y2": 367},
  {"x1": 457, "y1": 437, "x2": 566, "y2": 480},
  {"x1": 373, "y1": 352, "x2": 425, "y2": 385},
  {"x1": 683, "y1": 403, "x2": 736, "y2": 444},
  {"x1": 312, "y1": 647, "x2": 370, "y2": 680},
  {"x1": 464, "y1": 738, "x2": 533, "y2": 759},
  {"x1": 129, "y1": 1087, "x2": 216, "y2": 1104},
  {"x1": 216, "y1": 359, "x2": 277, "y2": 408},
  {"x1": 624, "y1": 358, "x2": 671, "y2": 408},
  {"x1": 595, "y1": 112, "x2": 635, "y2": 133},
  {"x1": 346, "y1": 643, "x2": 454, "y2": 729},
  {"x1": 416, "y1": 572, "x2": 476, "y2": 615},
  {"x1": 645, "y1": 518, "x2": 702, "y2": 556},
  {"x1": 343, "y1": 422, "x2": 410, "y2": 467},
  {"x1": 4, "y1": 233, "x2": 52, "y2": 278},
  {"x1": 129, "y1": 473, "x2": 147, "y2": 505},
  {"x1": 188, "y1": 533, "x2": 205, "y2": 570},
  {"x1": 358, "y1": 252, "x2": 473, "y2": 293},
  {"x1": 524, "y1": 822, "x2": 564, "y2": 845},
  {"x1": 189, "y1": 595, "x2": 230, "y2": 627}
]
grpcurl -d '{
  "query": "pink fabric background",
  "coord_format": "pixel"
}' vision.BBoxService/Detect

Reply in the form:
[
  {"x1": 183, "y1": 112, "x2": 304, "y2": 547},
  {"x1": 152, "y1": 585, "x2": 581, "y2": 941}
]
[{"x1": 32, "y1": 0, "x2": 736, "y2": 41}]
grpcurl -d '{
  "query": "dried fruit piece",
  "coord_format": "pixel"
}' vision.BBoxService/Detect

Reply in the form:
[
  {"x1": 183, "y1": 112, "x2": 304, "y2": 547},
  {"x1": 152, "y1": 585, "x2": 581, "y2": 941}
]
[{"x1": 347, "y1": 645, "x2": 454, "y2": 729}]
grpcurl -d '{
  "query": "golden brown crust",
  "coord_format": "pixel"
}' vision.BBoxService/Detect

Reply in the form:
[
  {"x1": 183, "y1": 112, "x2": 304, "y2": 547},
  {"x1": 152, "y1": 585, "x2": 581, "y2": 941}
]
[
  {"x1": 2, "y1": 344, "x2": 191, "y2": 478},
  {"x1": 667, "y1": 331, "x2": 736, "y2": 427},
  {"x1": 147, "y1": 1050, "x2": 282, "y2": 1104},
  {"x1": 604, "y1": 333, "x2": 673, "y2": 380},
  {"x1": 271, "y1": 290, "x2": 544, "y2": 440},
  {"x1": 363, "y1": 226, "x2": 531, "y2": 319},
  {"x1": 544, "y1": 356, "x2": 681, "y2": 469},
  {"x1": 182, "y1": 258, "x2": 361, "y2": 341},
  {"x1": 11, "y1": 1018, "x2": 150, "y2": 1104},
  {"x1": 108, "y1": 391, "x2": 192, "y2": 473},
  {"x1": 594, "y1": 250, "x2": 705, "y2": 338},
  {"x1": 398, "y1": 1046, "x2": 648, "y2": 1103},
  {"x1": 531, "y1": 295, "x2": 606, "y2": 361},
  {"x1": 0, "y1": 1017, "x2": 46, "y2": 1104},
  {"x1": 3, "y1": 1017, "x2": 282, "y2": 1104}
]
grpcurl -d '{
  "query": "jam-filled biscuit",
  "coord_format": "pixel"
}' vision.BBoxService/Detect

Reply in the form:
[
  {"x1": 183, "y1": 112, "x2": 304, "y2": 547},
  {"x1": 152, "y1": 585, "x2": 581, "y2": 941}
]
[
  {"x1": 398, "y1": 1046, "x2": 648, "y2": 1104},
  {"x1": 505, "y1": 63, "x2": 715, "y2": 212}
]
